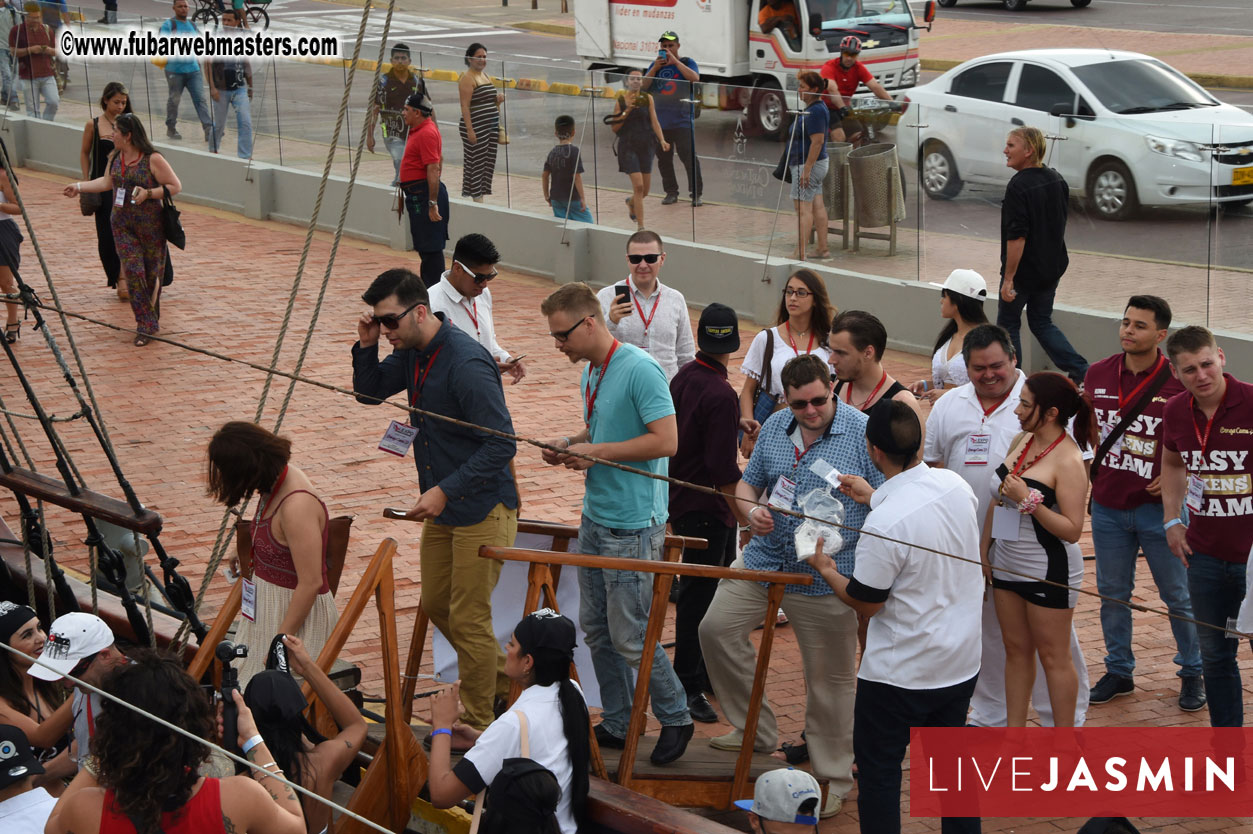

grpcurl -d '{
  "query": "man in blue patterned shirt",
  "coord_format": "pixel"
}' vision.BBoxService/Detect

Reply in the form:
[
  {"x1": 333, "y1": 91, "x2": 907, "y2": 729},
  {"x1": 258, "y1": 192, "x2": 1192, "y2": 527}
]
[{"x1": 699, "y1": 354, "x2": 883, "y2": 820}]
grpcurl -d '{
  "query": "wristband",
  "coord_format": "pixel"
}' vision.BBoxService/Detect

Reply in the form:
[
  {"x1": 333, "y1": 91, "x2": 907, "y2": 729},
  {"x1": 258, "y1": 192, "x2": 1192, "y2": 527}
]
[
  {"x1": 241, "y1": 734, "x2": 265, "y2": 754},
  {"x1": 1017, "y1": 488, "x2": 1044, "y2": 516},
  {"x1": 1163, "y1": 517, "x2": 1184, "y2": 531},
  {"x1": 431, "y1": 728, "x2": 452, "y2": 738}
]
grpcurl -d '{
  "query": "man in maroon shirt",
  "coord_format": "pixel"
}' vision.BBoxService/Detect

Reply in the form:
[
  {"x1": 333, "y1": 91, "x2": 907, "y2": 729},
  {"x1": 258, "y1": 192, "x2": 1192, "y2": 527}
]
[
  {"x1": 1160, "y1": 325, "x2": 1253, "y2": 728},
  {"x1": 668, "y1": 303, "x2": 749, "y2": 724},
  {"x1": 1084, "y1": 296, "x2": 1203, "y2": 712}
]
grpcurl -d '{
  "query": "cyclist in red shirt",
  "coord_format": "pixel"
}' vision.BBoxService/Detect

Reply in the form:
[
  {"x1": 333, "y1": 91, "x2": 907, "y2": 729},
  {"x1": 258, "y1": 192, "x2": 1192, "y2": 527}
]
[{"x1": 820, "y1": 36, "x2": 891, "y2": 145}]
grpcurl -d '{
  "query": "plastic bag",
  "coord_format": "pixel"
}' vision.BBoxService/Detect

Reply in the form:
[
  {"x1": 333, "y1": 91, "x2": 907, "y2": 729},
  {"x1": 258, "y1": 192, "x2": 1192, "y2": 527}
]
[{"x1": 793, "y1": 487, "x2": 845, "y2": 562}]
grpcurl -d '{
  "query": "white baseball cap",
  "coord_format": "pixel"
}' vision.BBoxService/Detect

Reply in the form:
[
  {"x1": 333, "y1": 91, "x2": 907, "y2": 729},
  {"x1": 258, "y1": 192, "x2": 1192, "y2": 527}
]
[
  {"x1": 734, "y1": 767, "x2": 821, "y2": 824},
  {"x1": 28, "y1": 612, "x2": 114, "y2": 681},
  {"x1": 929, "y1": 268, "x2": 988, "y2": 301}
]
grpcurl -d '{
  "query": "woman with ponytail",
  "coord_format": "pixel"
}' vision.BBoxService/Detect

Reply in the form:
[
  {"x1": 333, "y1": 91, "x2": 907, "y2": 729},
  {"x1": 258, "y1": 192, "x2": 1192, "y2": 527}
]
[
  {"x1": 427, "y1": 609, "x2": 590, "y2": 834},
  {"x1": 981, "y1": 372, "x2": 1096, "y2": 728}
]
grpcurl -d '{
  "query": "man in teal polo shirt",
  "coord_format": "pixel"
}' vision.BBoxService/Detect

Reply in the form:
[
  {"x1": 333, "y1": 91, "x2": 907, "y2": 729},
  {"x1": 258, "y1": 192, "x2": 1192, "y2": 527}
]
[
  {"x1": 541, "y1": 281, "x2": 694, "y2": 766},
  {"x1": 158, "y1": 0, "x2": 212, "y2": 142}
]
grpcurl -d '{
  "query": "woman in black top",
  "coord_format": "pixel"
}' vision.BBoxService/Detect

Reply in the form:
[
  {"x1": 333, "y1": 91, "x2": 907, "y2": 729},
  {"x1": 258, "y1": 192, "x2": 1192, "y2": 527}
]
[{"x1": 79, "y1": 81, "x2": 130, "y2": 300}]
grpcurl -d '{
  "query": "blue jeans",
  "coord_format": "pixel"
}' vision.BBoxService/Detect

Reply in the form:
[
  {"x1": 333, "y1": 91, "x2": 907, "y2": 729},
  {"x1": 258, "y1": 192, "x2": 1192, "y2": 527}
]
[
  {"x1": 575, "y1": 516, "x2": 690, "y2": 734},
  {"x1": 165, "y1": 70, "x2": 212, "y2": 133},
  {"x1": 24, "y1": 76, "x2": 56, "y2": 120},
  {"x1": 552, "y1": 198, "x2": 593, "y2": 223},
  {"x1": 0, "y1": 48, "x2": 17, "y2": 104},
  {"x1": 1186, "y1": 552, "x2": 1251, "y2": 727},
  {"x1": 996, "y1": 285, "x2": 1088, "y2": 382},
  {"x1": 211, "y1": 86, "x2": 252, "y2": 159},
  {"x1": 1091, "y1": 501, "x2": 1201, "y2": 678},
  {"x1": 383, "y1": 134, "x2": 406, "y2": 186}
]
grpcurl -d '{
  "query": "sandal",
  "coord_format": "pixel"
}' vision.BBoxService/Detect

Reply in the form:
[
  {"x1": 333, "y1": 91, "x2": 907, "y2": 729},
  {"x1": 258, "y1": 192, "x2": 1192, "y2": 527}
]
[
  {"x1": 778, "y1": 730, "x2": 809, "y2": 765},
  {"x1": 133, "y1": 334, "x2": 152, "y2": 347},
  {"x1": 625, "y1": 195, "x2": 636, "y2": 222},
  {"x1": 3, "y1": 322, "x2": 18, "y2": 344}
]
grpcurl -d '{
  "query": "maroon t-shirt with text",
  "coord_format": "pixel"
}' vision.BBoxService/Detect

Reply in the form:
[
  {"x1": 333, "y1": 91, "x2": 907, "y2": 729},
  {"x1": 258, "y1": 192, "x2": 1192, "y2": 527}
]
[
  {"x1": 1161, "y1": 374, "x2": 1253, "y2": 563},
  {"x1": 1085, "y1": 351, "x2": 1184, "y2": 510}
]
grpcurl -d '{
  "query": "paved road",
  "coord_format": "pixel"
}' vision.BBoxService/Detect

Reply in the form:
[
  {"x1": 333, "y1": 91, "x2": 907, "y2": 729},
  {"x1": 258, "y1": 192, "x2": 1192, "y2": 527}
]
[{"x1": 927, "y1": 0, "x2": 1253, "y2": 37}]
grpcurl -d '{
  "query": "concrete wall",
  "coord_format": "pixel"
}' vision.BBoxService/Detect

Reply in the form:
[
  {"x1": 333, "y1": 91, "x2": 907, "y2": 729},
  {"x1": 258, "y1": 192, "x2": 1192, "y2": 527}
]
[{"x1": 9, "y1": 114, "x2": 1250, "y2": 372}]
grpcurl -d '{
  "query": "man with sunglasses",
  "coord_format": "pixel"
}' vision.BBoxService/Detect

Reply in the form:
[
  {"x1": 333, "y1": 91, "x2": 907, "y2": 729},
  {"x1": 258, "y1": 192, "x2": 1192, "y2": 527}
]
[
  {"x1": 28, "y1": 613, "x2": 126, "y2": 772},
  {"x1": 429, "y1": 233, "x2": 526, "y2": 385},
  {"x1": 539, "y1": 282, "x2": 695, "y2": 766},
  {"x1": 352, "y1": 268, "x2": 519, "y2": 741},
  {"x1": 597, "y1": 230, "x2": 695, "y2": 382},
  {"x1": 700, "y1": 354, "x2": 883, "y2": 820}
]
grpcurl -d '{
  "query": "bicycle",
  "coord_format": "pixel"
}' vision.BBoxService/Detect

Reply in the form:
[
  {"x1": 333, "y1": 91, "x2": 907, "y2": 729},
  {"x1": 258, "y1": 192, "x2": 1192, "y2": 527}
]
[{"x1": 189, "y1": 0, "x2": 269, "y2": 29}]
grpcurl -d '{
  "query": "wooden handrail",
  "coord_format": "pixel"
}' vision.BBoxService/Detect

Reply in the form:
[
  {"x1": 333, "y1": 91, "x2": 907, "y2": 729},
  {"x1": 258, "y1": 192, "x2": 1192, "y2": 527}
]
[
  {"x1": 477, "y1": 547, "x2": 813, "y2": 587},
  {"x1": 384, "y1": 509, "x2": 709, "y2": 552}
]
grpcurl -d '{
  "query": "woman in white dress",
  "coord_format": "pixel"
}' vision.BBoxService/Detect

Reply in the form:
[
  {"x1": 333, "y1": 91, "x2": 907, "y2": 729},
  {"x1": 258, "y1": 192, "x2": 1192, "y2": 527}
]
[{"x1": 910, "y1": 268, "x2": 989, "y2": 403}]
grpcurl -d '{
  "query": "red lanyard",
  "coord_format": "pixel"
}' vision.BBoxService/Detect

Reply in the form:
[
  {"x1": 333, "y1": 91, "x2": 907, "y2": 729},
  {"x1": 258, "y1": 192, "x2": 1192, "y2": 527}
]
[
  {"x1": 793, "y1": 438, "x2": 817, "y2": 469},
  {"x1": 410, "y1": 345, "x2": 443, "y2": 406},
  {"x1": 1118, "y1": 354, "x2": 1166, "y2": 411},
  {"x1": 784, "y1": 322, "x2": 813, "y2": 356},
  {"x1": 845, "y1": 371, "x2": 887, "y2": 412},
  {"x1": 693, "y1": 357, "x2": 733, "y2": 389},
  {"x1": 1010, "y1": 433, "x2": 1066, "y2": 479},
  {"x1": 1191, "y1": 388, "x2": 1228, "y2": 456},
  {"x1": 979, "y1": 390, "x2": 1013, "y2": 424},
  {"x1": 85, "y1": 696, "x2": 95, "y2": 737},
  {"x1": 585, "y1": 340, "x2": 620, "y2": 426},
  {"x1": 629, "y1": 279, "x2": 661, "y2": 333},
  {"x1": 465, "y1": 299, "x2": 479, "y2": 332},
  {"x1": 118, "y1": 152, "x2": 141, "y2": 178},
  {"x1": 257, "y1": 465, "x2": 288, "y2": 522}
]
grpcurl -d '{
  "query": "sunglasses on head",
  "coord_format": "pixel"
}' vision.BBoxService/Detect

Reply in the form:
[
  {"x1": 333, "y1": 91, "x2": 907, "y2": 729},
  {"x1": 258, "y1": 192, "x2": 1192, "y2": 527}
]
[
  {"x1": 627, "y1": 253, "x2": 662, "y2": 264},
  {"x1": 788, "y1": 394, "x2": 830, "y2": 411},
  {"x1": 454, "y1": 259, "x2": 497, "y2": 284},
  {"x1": 551, "y1": 315, "x2": 591, "y2": 343},
  {"x1": 371, "y1": 299, "x2": 423, "y2": 330}
]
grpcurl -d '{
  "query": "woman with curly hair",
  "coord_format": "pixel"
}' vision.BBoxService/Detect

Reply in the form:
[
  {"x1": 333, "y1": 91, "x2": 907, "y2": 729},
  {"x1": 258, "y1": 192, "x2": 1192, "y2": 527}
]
[{"x1": 45, "y1": 649, "x2": 305, "y2": 834}]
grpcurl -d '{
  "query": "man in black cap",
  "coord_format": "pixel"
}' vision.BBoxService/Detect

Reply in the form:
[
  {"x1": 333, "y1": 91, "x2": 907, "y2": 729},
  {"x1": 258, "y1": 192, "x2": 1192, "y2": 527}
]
[
  {"x1": 805, "y1": 400, "x2": 983, "y2": 833},
  {"x1": 0, "y1": 724, "x2": 56, "y2": 832},
  {"x1": 398, "y1": 94, "x2": 449, "y2": 288},
  {"x1": 667, "y1": 303, "x2": 750, "y2": 724}
]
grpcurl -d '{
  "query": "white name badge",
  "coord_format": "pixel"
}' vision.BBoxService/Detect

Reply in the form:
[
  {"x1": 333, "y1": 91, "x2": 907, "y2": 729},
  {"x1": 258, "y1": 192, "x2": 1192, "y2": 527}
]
[
  {"x1": 964, "y1": 433, "x2": 991, "y2": 466},
  {"x1": 379, "y1": 419, "x2": 419, "y2": 457},
  {"x1": 1099, "y1": 420, "x2": 1123, "y2": 458},
  {"x1": 768, "y1": 475, "x2": 797, "y2": 510},
  {"x1": 808, "y1": 459, "x2": 843, "y2": 490},
  {"x1": 113, "y1": 187, "x2": 127, "y2": 208},
  {"x1": 1186, "y1": 473, "x2": 1206, "y2": 513},
  {"x1": 240, "y1": 576, "x2": 257, "y2": 622},
  {"x1": 991, "y1": 504, "x2": 1021, "y2": 542}
]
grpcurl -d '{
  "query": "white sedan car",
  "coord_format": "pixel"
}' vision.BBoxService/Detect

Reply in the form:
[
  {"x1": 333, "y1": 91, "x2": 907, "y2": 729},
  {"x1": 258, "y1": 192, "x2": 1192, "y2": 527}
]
[{"x1": 896, "y1": 49, "x2": 1253, "y2": 220}]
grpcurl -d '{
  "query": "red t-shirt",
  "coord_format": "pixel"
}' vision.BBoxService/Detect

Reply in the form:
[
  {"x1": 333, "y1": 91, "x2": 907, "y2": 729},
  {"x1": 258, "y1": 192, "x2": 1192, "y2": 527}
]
[
  {"x1": 101, "y1": 778, "x2": 226, "y2": 834},
  {"x1": 1161, "y1": 374, "x2": 1253, "y2": 563},
  {"x1": 1085, "y1": 351, "x2": 1184, "y2": 510},
  {"x1": 399, "y1": 117, "x2": 441, "y2": 184},
  {"x1": 820, "y1": 58, "x2": 873, "y2": 107}
]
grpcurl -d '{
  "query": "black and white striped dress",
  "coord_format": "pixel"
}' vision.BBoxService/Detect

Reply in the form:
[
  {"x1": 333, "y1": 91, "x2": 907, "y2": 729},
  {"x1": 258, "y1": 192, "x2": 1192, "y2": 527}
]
[{"x1": 459, "y1": 82, "x2": 500, "y2": 198}]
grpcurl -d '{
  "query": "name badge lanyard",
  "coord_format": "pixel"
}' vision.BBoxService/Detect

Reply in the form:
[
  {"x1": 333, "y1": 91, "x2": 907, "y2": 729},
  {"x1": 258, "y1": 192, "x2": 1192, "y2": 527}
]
[
  {"x1": 1001, "y1": 432, "x2": 1066, "y2": 494},
  {"x1": 980, "y1": 389, "x2": 1014, "y2": 427},
  {"x1": 410, "y1": 345, "x2": 444, "y2": 410},
  {"x1": 1116, "y1": 354, "x2": 1167, "y2": 415},
  {"x1": 629, "y1": 278, "x2": 661, "y2": 336},
  {"x1": 585, "y1": 340, "x2": 621, "y2": 427},
  {"x1": 784, "y1": 321, "x2": 814, "y2": 356},
  {"x1": 251, "y1": 464, "x2": 289, "y2": 541},
  {"x1": 694, "y1": 357, "x2": 733, "y2": 390},
  {"x1": 1190, "y1": 388, "x2": 1228, "y2": 464},
  {"x1": 464, "y1": 299, "x2": 479, "y2": 336},
  {"x1": 844, "y1": 371, "x2": 887, "y2": 412}
]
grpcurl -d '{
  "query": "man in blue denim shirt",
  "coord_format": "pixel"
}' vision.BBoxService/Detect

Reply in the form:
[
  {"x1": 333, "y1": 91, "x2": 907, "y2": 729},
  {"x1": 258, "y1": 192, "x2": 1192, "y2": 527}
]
[
  {"x1": 158, "y1": 0, "x2": 213, "y2": 142},
  {"x1": 539, "y1": 282, "x2": 694, "y2": 765},
  {"x1": 351, "y1": 268, "x2": 518, "y2": 742},
  {"x1": 700, "y1": 354, "x2": 883, "y2": 820}
]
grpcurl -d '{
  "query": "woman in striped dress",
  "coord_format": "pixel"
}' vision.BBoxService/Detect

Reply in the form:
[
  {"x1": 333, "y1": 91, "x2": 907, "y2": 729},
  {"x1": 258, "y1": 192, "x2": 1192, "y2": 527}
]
[{"x1": 458, "y1": 42, "x2": 504, "y2": 202}]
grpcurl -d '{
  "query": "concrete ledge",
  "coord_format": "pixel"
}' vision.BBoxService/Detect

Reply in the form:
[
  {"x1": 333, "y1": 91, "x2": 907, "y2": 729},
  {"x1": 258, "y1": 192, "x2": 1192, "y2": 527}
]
[
  {"x1": 9, "y1": 113, "x2": 1250, "y2": 371},
  {"x1": 511, "y1": 21, "x2": 576, "y2": 38}
]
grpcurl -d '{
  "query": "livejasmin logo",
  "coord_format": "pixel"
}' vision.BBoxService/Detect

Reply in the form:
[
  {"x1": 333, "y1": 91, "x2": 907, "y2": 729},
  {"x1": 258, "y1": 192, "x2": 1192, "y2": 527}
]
[{"x1": 910, "y1": 728, "x2": 1253, "y2": 818}]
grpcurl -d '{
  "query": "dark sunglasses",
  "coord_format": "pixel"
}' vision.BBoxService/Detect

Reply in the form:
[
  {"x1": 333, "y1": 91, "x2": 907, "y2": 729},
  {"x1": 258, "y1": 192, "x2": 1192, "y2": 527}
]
[
  {"x1": 627, "y1": 253, "x2": 662, "y2": 264},
  {"x1": 371, "y1": 299, "x2": 423, "y2": 330},
  {"x1": 788, "y1": 394, "x2": 830, "y2": 411},
  {"x1": 455, "y1": 259, "x2": 497, "y2": 284},
  {"x1": 551, "y1": 315, "x2": 591, "y2": 343}
]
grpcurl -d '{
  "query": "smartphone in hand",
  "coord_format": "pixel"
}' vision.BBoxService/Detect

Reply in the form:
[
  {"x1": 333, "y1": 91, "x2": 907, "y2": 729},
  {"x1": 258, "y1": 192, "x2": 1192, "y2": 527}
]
[{"x1": 615, "y1": 283, "x2": 630, "y2": 305}]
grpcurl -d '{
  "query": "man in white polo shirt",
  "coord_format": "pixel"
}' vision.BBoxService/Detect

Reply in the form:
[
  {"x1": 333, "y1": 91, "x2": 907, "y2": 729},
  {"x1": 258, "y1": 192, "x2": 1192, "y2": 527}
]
[
  {"x1": 429, "y1": 233, "x2": 526, "y2": 384},
  {"x1": 809, "y1": 399, "x2": 982, "y2": 834},
  {"x1": 597, "y1": 230, "x2": 695, "y2": 381},
  {"x1": 923, "y1": 323, "x2": 1090, "y2": 727}
]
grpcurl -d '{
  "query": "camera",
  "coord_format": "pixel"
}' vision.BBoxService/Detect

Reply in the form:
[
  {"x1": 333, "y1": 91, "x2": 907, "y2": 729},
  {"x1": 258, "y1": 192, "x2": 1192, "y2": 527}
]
[
  {"x1": 217, "y1": 640, "x2": 248, "y2": 753},
  {"x1": 266, "y1": 634, "x2": 289, "y2": 674}
]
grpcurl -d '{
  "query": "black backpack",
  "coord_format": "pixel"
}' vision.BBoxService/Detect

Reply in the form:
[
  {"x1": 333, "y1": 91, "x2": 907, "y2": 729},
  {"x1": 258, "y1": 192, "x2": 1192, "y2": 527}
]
[{"x1": 478, "y1": 758, "x2": 561, "y2": 834}]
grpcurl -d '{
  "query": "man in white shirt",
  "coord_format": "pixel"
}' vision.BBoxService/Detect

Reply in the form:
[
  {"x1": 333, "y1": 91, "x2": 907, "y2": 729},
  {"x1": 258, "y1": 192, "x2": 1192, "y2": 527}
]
[
  {"x1": 597, "y1": 230, "x2": 696, "y2": 381},
  {"x1": 923, "y1": 324, "x2": 1089, "y2": 727},
  {"x1": 428, "y1": 233, "x2": 526, "y2": 384},
  {"x1": 0, "y1": 725, "x2": 57, "y2": 834},
  {"x1": 808, "y1": 399, "x2": 982, "y2": 834}
]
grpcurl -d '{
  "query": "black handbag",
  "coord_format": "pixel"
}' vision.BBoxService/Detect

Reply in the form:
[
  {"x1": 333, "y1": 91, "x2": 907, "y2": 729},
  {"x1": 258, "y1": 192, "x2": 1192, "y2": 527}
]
[
  {"x1": 772, "y1": 146, "x2": 792, "y2": 183},
  {"x1": 161, "y1": 186, "x2": 185, "y2": 250},
  {"x1": 79, "y1": 119, "x2": 104, "y2": 216}
]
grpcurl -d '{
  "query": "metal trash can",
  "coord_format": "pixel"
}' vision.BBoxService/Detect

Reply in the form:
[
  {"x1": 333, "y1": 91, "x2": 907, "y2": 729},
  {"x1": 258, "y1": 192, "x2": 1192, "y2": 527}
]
[
  {"x1": 848, "y1": 143, "x2": 906, "y2": 227},
  {"x1": 823, "y1": 141, "x2": 854, "y2": 220}
]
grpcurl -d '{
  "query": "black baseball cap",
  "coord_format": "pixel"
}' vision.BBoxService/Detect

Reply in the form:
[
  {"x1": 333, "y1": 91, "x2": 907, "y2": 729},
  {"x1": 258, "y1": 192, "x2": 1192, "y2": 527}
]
[
  {"x1": 0, "y1": 725, "x2": 44, "y2": 789},
  {"x1": 405, "y1": 94, "x2": 434, "y2": 114},
  {"x1": 697, "y1": 303, "x2": 740, "y2": 354}
]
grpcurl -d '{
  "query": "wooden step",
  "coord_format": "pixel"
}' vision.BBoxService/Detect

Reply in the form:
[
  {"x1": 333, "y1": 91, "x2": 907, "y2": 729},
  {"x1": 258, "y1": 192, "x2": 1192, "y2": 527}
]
[{"x1": 0, "y1": 467, "x2": 162, "y2": 535}]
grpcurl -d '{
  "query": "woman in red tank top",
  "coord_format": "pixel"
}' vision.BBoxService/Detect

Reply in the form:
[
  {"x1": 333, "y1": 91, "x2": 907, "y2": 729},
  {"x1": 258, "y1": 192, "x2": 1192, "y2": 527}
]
[
  {"x1": 208, "y1": 421, "x2": 339, "y2": 686},
  {"x1": 44, "y1": 650, "x2": 304, "y2": 834}
]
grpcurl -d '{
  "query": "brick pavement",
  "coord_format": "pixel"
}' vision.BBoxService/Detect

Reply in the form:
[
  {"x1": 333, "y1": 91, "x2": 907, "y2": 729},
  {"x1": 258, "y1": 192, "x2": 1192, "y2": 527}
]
[{"x1": 0, "y1": 172, "x2": 1247, "y2": 831}]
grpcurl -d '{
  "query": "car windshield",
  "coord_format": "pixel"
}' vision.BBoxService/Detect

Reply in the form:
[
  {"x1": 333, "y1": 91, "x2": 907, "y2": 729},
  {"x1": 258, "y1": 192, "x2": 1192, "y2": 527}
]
[
  {"x1": 811, "y1": 0, "x2": 903, "y2": 22},
  {"x1": 1071, "y1": 58, "x2": 1218, "y2": 114}
]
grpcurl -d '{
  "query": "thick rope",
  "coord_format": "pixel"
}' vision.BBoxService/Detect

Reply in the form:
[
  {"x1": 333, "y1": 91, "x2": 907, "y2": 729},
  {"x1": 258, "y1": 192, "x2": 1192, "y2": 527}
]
[
  {"x1": 0, "y1": 389, "x2": 52, "y2": 614},
  {"x1": 23, "y1": 296, "x2": 1249, "y2": 641}
]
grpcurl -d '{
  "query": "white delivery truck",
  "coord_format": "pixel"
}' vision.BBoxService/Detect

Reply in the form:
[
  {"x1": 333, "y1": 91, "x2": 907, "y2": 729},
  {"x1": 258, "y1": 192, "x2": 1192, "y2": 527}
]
[{"x1": 575, "y1": 0, "x2": 936, "y2": 137}]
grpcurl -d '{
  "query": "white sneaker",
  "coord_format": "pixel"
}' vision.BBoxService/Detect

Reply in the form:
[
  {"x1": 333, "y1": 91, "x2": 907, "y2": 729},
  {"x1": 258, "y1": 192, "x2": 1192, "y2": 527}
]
[
  {"x1": 820, "y1": 790, "x2": 843, "y2": 819},
  {"x1": 709, "y1": 728, "x2": 773, "y2": 753}
]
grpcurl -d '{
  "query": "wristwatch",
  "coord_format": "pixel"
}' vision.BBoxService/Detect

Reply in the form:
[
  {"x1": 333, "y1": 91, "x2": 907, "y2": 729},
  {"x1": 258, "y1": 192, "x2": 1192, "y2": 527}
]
[{"x1": 428, "y1": 200, "x2": 437, "y2": 207}]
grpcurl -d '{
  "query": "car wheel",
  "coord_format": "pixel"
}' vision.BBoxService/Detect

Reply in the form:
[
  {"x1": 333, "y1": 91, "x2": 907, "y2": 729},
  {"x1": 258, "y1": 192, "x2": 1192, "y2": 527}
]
[
  {"x1": 1070, "y1": 0, "x2": 1092, "y2": 6},
  {"x1": 937, "y1": 0, "x2": 957, "y2": 6},
  {"x1": 749, "y1": 82, "x2": 788, "y2": 141},
  {"x1": 1086, "y1": 160, "x2": 1139, "y2": 221},
  {"x1": 1004, "y1": 0, "x2": 1028, "y2": 9},
  {"x1": 920, "y1": 141, "x2": 962, "y2": 200}
]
